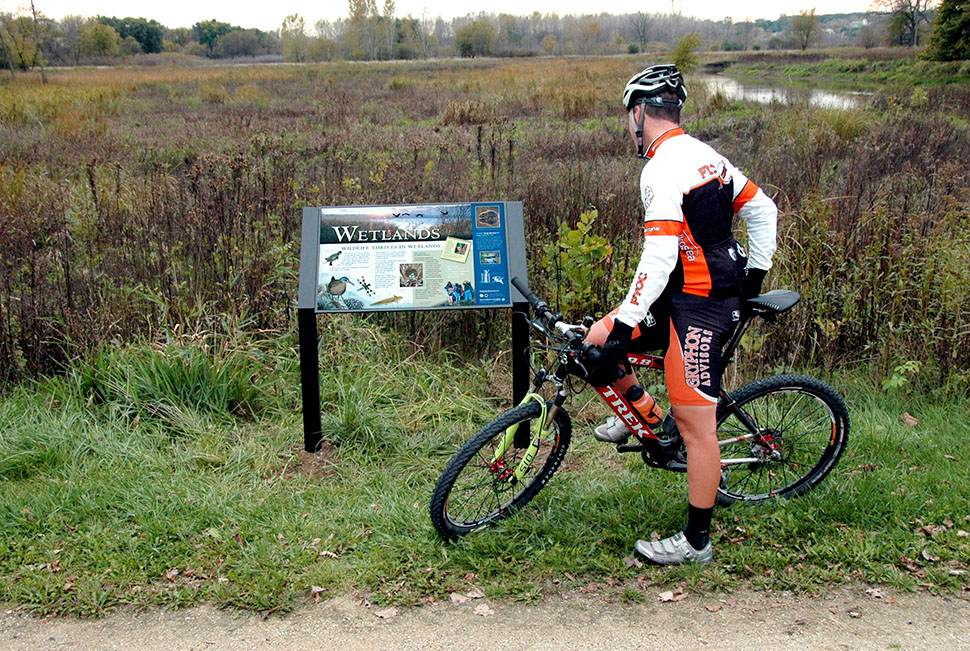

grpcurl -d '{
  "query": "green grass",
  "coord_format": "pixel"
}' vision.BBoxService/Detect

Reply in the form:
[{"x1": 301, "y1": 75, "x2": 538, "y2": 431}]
[
  {"x1": 726, "y1": 54, "x2": 970, "y2": 87},
  {"x1": 1, "y1": 321, "x2": 968, "y2": 617}
]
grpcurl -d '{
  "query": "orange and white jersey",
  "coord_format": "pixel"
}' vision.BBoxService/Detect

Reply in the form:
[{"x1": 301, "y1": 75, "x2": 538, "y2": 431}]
[{"x1": 615, "y1": 127, "x2": 777, "y2": 328}]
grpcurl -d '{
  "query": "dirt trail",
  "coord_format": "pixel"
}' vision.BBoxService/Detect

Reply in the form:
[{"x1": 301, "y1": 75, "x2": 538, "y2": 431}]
[{"x1": 2, "y1": 586, "x2": 968, "y2": 650}]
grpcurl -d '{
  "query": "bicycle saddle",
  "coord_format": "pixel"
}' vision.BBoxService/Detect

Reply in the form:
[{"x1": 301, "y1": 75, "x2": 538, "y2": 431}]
[{"x1": 746, "y1": 289, "x2": 801, "y2": 314}]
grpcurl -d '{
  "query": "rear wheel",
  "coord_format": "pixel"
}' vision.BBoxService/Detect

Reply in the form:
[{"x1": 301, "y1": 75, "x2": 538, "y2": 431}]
[
  {"x1": 430, "y1": 400, "x2": 571, "y2": 539},
  {"x1": 715, "y1": 374, "x2": 849, "y2": 506}
]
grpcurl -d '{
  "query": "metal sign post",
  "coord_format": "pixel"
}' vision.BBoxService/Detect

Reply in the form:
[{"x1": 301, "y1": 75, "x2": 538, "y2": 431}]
[{"x1": 297, "y1": 202, "x2": 530, "y2": 453}]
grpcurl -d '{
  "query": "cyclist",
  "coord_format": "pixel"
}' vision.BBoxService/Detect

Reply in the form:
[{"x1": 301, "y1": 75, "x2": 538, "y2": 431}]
[{"x1": 583, "y1": 64, "x2": 778, "y2": 565}]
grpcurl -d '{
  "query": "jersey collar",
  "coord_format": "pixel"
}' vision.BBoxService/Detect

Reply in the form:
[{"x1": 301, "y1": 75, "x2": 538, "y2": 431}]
[{"x1": 645, "y1": 127, "x2": 685, "y2": 160}]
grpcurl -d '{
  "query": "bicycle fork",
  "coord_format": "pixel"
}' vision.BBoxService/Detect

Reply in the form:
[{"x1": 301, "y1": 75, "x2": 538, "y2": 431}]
[{"x1": 491, "y1": 388, "x2": 566, "y2": 485}]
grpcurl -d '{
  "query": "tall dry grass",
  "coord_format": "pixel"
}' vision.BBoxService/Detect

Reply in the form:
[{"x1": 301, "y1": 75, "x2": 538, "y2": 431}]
[{"x1": 1, "y1": 56, "x2": 968, "y2": 388}]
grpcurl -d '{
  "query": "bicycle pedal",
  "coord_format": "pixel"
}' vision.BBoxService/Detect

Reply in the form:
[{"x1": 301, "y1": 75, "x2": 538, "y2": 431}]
[
  {"x1": 616, "y1": 443, "x2": 644, "y2": 454},
  {"x1": 665, "y1": 461, "x2": 687, "y2": 472}
]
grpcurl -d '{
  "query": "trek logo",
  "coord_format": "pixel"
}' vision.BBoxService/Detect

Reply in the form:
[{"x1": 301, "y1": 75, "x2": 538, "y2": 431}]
[
  {"x1": 683, "y1": 326, "x2": 713, "y2": 388},
  {"x1": 597, "y1": 386, "x2": 649, "y2": 438},
  {"x1": 629, "y1": 272, "x2": 649, "y2": 306}
]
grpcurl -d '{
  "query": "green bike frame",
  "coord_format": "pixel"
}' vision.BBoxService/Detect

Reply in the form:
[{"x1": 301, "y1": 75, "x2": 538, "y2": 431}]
[{"x1": 490, "y1": 393, "x2": 556, "y2": 485}]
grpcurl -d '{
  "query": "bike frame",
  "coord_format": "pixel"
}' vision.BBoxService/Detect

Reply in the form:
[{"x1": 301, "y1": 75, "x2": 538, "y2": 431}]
[
  {"x1": 597, "y1": 311, "x2": 770, "y2": 465},
  {"x1": 490, "y1": 296, "x2": 787, "y2": 484}
]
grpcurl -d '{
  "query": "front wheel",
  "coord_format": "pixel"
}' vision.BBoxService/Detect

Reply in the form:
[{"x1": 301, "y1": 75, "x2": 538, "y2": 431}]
[
  {"x1": 715, "y1": 374, "x2": 849, "y2": 506},
  {"x1": 430, "y1": 400, "x2": 571, "y2": 540}
]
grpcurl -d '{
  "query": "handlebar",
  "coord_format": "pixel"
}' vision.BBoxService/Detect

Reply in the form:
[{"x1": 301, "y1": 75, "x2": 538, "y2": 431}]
[
  {"x1": 511, "y1": 276, "x2": 550, "y2": 317},
  {"x1": 512, "y1": 277, "x2": 587, "y2": 339}
]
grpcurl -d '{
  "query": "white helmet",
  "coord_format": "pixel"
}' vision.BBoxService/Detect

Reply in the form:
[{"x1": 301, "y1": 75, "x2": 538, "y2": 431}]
[
  {"x1": 622, "y1": 63, "x2": 687, "y2": 111},
  {"x1": 624, "y1": 63, "x2": 686, "y2": 158}
]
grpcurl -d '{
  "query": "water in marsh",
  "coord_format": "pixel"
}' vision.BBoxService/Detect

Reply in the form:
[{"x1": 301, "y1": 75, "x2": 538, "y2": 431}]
[{"x1": 696, "y1": 74, "x2": 871, "y2": 110}]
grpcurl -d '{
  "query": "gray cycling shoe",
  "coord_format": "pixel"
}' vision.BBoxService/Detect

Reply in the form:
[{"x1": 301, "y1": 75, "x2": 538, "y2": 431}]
[
  {"x1": 593, "y1": 416, "x2": 631, "y2": 443},
  {"x1": 634, "y1": 532, "x2": 713, "y2": 565}
]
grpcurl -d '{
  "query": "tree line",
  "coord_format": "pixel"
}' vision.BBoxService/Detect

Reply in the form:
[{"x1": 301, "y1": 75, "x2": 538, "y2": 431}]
[{"x1": 1, "y1": 1, "x2": 966, "y2": 73}]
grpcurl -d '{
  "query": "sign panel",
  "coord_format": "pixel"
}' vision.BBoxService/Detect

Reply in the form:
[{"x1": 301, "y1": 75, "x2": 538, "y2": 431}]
[{"x1": 300, "y1": 202, "x2": 525, "y2": 313}]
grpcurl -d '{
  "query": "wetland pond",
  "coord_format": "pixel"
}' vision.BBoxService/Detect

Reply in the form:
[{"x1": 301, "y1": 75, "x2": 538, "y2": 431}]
[{"x1": 697, "y1": 74, "x2": 873, "y2": 110}]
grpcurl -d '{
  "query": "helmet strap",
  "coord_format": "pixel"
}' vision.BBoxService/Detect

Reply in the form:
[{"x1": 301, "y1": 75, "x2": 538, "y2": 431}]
[{"x1": 634, "y1": 104, "x2": 647, "y2": 158}]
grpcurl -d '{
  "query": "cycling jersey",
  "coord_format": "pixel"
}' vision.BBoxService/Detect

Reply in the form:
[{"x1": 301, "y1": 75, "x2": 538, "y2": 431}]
[{"x1": 614, "y1": 128, "x2": 777, "y2": 329}]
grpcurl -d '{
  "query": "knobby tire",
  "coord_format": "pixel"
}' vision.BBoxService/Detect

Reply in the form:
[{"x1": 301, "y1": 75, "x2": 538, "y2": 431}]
[{"x1": 430, "y1": 400, "x2": 572, "y2": 540}]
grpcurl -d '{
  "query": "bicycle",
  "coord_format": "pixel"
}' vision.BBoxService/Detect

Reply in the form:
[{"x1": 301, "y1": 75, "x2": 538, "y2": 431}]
[{"x1": 430, "y1": 277, "x2": 849, "y2": 540}]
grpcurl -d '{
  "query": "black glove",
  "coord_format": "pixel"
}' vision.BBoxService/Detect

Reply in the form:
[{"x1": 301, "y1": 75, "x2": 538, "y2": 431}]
[
  {"x1": 584, "y1": 321, "x2": 634, "y2": 387},
  {"x1": 741, "y1": 268, "x2": 768, "y2": 300}
]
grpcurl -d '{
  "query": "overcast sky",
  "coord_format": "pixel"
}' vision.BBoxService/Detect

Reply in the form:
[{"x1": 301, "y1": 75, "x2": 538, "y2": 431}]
[{"x1": 14, "y1": 1, "x2": 877, "y2": 31}]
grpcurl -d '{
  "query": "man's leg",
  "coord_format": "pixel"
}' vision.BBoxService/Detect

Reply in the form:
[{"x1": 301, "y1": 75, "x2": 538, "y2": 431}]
[
  {"x1": 634, "y1": 297, "x2": 730, "y2": 564},
  {"x1": 670, "y1": 403, "x2": 719, "y2": 551}
]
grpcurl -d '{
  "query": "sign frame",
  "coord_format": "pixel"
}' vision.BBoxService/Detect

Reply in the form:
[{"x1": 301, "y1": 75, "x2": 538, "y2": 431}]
[{"x1": 299, "y1": 202, "x2": 528, "y2": 314}]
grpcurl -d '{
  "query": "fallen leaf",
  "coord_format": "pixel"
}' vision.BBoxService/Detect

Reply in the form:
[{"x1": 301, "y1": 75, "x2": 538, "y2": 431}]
[
  {"x1": 705, "y1": 605, "x2": 722, "y2": 612},
  {"x1": 624, "y1": 556, "x2": 643, "y2": 569},
  {"x1": 165, "y1": 568, "x2": 179, "y2": 581},
  {"x1": 650, "y1": 531, "x2": 661, "y2": 542},
  {"x1": 943, "y1": 455, "x2": 956, "y2": 461},
  {"x1": 828, "y1": 605, "x2": 839, "y2": 614},
  {"x1": 464, "y1": 572, "x2": 476, "y2": 582},
  {"x1": 901, "y1": 413, "x2": 918, "y2": 427},
  {"x1": 672, "y1": 591, "x2": 689, "y2": 603},
  {"x1": 848, "y1": 610, "x2": 862, "y2": 619},
  {"x1": 233, "y1": 533, "x2": 244, "y2": 547},
  {"x1": 658, "y1": 591, "x2": 674, "y2": 602},
  {"x1": 921, "y1": 550, "x2": 940, "y2": 562},
  {"x1": 62, "y1": 582, "x2": 74, "y2": 592},
  {"x1": 865, "y1": 588, "x2": 887, "y2": 600},
  {"x1": 957, "y1": 530, "x2": 969, "y2": 538},
  {"x1": 375, "y1": 607, "x2": 398, "y2": 619},
  {"x1": 318, "y1": 550, "x2": 339, "y2": 559},
  {"x1": 466, "y1": 588, "x2": 486, "y2": 600},
  {"x1": 310, "y1": 586, "x2": 325, "y2": 603},
  {"x1": 950, "y1": 569, "x2": 968, "y2": 576},
  {"x1": 450, "y1": 592, "x2": 470, "y2": 604},
  {"x1": 473, "y1": 604, "x2": 494, "y2": 617}
]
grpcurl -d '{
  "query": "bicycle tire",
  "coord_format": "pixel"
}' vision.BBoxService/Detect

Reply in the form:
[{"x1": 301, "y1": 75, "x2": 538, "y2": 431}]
[
  {"x1": 430, "y1": 400, "x2": 571, "y2": 540},
  {"x1": 715, "y1": 374, "x2": 849, "y2": 506}
]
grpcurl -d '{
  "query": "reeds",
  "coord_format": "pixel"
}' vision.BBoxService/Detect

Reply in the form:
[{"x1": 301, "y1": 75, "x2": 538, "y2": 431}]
[{"x1": 1, "y1": 57, "x2": 969, "y2": 387}]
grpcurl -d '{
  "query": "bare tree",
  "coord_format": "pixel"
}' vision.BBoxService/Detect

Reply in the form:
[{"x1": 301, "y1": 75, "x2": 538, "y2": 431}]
[
  {"x1": 630, "y1": 12, "x2": 650, "y2": 51},
  {"x1": 29, "y1": 0, "x2": 46, "y2": 82},
  {"x1": 879, "y1": 0, "x2": 936, "y2": 46}
]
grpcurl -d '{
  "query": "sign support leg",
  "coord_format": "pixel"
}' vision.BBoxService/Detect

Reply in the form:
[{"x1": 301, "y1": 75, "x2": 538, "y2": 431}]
[
  {"x1": 511, "y1": 301, "x2": 531, "y2": 447},
  {"x1": 298, "y1": 307, "x2": 323, "y2": 452}
]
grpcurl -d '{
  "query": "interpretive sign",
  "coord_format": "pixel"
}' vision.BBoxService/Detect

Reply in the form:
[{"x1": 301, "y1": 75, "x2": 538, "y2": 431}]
[
  {"x1": 298, "y1": 202, "x2": 526, "y2": 313},
  {"x1": 297, "y1": 201, "x2": 531, "y2": 452}
]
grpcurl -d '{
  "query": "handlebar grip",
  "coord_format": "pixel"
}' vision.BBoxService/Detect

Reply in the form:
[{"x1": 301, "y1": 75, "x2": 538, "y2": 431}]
[{"x1": 511, "y1": 277, "x2": 548, "y2": 313}]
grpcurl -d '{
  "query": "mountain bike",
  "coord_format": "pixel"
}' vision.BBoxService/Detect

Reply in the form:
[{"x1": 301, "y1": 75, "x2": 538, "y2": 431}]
[{"x1": 430, "y1": 277, "x2": 849, "y2": 540}]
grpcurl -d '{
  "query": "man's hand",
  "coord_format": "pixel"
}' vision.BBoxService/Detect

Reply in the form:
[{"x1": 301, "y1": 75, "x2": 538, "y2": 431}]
[
  {"x1": 741, "y1": 268, "x2": 768, "y2": 300},
  {"x1": 584, "y1": 321, "x2": 633, "y2": 387}
]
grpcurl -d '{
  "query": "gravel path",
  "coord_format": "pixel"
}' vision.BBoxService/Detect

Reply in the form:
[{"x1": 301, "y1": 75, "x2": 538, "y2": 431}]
[{"x1": 3, "y1": 586, "x2": 968, "y2": 650}]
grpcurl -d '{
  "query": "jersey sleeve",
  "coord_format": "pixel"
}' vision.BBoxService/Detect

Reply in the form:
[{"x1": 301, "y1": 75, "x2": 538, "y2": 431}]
[
  {"x1": 614, "y1": 163, "x2": 682, "y2": 328},
  {"x1": 731, "y1": 168, "x2": 778, "y2": 271}
]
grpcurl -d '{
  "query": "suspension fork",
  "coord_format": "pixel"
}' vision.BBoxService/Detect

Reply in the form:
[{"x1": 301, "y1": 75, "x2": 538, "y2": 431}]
[{"x1": 491, "y1": 384, "x2": 566, "y2": 484}]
